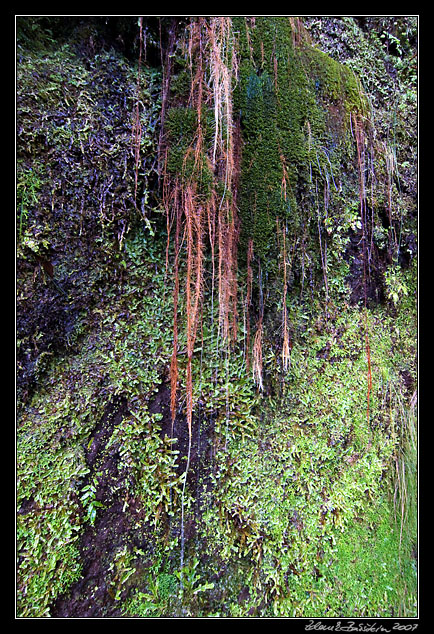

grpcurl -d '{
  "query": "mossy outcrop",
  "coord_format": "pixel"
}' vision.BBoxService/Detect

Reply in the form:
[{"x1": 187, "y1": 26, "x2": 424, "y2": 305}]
[{"x1": 232, "y1": 17, "x2": 366, "y2": 264}]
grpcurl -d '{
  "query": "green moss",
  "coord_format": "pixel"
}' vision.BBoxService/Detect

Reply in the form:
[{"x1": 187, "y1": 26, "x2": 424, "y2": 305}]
[
  {"x1": 301, "y1": 46, "x2": 366, "y2": 113},
  {"x1": 17, "y1": 159, "x2": 43, "y2": 243},
  {"x1": 234, "y1": 21, "x2": 305, "y2": 258},
  {"x1": 322, "y1": 498, "x2": 417, "y2": 617},
  {"x1": 232, "y1": 17, "x2": 364, "y2": 265},
  {"x1": 165, "y1": 105, "x2": 215, "y2": 196},
  {"x1": 165, "y1": 106, "x2": 198, "y2": 140},
  {"x1": 170, "y1": 69, "x2": 191, "y2": 99}
]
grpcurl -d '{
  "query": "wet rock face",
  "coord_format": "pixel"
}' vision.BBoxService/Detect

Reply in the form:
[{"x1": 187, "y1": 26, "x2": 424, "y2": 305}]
[
  {"x1": 16, "y1": 22, "x2": 162, "y2": 403},
  {"x1": 16, "y1": 258, "x2": 72, "y2": 400},
  {"x1": 344, "y1": 228, "x2": 387, "y2": 307},
  {"x1": 16, "y1": 242, "x2": 107, "y2": 402}
]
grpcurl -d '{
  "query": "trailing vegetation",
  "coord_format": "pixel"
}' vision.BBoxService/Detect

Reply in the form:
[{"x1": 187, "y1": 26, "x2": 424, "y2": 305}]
[{"x1": 16, "y1": 16, "x2": 417, "y2": 619}]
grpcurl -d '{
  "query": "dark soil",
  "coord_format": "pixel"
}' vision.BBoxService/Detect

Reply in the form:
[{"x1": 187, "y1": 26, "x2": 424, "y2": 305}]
[
  {"x1": 51, "y1": 396, "x2": 135, "y2": 618},
  {"x1": 50, "y1": 383, "x2": 216, "y2": 617},
  {"x1": 150, "y1": 382, "x2": 215, "y2": 486}
]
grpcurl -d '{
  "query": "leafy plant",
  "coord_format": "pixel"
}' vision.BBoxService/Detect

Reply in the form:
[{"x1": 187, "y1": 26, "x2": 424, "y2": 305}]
[
  {"x1": 109, "y1": 546, "x2": 137, "y2": 601},
  {"x1": 380, "y1": 30, "x2": 403, "y2": 57},
  {"x1": 80, "y1": 472, "x2": 105, "y2": 525},
  {"x1": 176, "y1": 558, "x2": 215, "y2": 597},
  {"x1": 17, "y1": 162, "x2": 42, "y2": 241},
  {"x1": 123, "y1": 569, "x2": 178, "y2": 617},
  {"x1": 384, "y1": 264, "x2": 409, "y2": 306}
]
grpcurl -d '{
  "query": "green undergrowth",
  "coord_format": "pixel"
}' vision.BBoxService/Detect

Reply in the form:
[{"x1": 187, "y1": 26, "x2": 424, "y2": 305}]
[
  {"x1": 16, "y1": 219, "x2": 417, "y2": 617},
  {"x1": 121, "y1": 240, "x2": 416, "y2": 618},
  {"x1": 16, "y1": 227, "x2": 176, "y2": 616},
  {"x1": 16, "y1": 35, "x2": 162, "y2": 405},
  {"x1": 189, "y1": 289, "x2": 416, "y2": 617},
  {"x1": 17, "y1": 347, "x2": 105, "y2": 615},
  {"x1": 16, "y1": 41, "x2": 161, "y2": 260}
]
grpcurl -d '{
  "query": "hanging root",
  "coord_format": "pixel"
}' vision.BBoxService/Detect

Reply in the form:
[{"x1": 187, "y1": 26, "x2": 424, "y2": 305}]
[
  {"x1": 252, "y1": 318, "x2": 264, "y2": 392},
  {"x1": 207, "y1": 17, "x2": 240, "y2": 347},
  {"x1": 281, "y1": 220, "x2": 291, "y2": 372},
  {"x1": 184, "y1": 183, "x2": 204, "y2": 442},
  {"x1": 282, "y1": 325, "x2": 291, "y2": 373},
  {"x1": 162, "y1": 17, "x2": 241, "y2": 478},
  {"x1": 169, "y1": 183, "x2": 181, "y2": 431}
]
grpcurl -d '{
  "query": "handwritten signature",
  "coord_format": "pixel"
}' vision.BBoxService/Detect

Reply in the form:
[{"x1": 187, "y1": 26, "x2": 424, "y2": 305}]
[{"x1": 305, "y1": 621, "x2": 418, "y2": 633}]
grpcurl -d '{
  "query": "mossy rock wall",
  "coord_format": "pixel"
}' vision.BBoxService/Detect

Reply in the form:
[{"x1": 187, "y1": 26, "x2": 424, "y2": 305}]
[
  {"x1": 16, "y1": 16, "x2": 417, "y2": 619},
  {"x1": 159, "y1": 16, "x2": 374, "y2": 326},
  {"x1": 16, "y1": 23, "x2": 161, "y2": 400},
  {"x1": 232, "y1": 17, "x2": 366, "y2": 266}
]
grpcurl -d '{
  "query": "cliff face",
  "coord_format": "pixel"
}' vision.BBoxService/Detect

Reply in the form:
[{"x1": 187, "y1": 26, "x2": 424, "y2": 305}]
[{"x1": 16, "y1": 17, "x2": 417, "y2": 618}]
